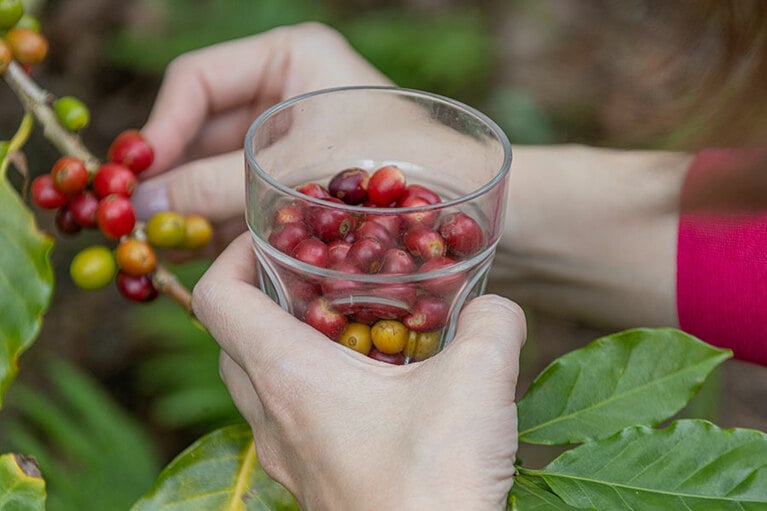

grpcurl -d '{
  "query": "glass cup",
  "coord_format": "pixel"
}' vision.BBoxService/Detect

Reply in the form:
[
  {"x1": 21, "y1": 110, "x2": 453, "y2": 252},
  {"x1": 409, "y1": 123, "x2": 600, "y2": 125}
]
[{"x1": 245, "y1": 86, "x2": 511, "y2": 364}]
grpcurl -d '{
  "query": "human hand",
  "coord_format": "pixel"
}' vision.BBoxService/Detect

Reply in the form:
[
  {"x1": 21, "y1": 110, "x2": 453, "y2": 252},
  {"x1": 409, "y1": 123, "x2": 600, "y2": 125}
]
[
  {"x1": 132, "y1": 23, "x2": 391, "y2": 252},
  {"x1": 192, "y1": 233, "x2": 526, "y2": 511}
]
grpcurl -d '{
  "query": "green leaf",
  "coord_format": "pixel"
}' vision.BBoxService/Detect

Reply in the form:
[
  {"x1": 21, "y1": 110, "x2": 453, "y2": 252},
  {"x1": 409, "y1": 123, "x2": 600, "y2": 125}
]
[
  {"x1": 132, "y1": 423, "x2": 299, "y2": 511},
  {"x1": 0, "y1": 166, "x2": 54, "y2": 406},
  {"x1": 518, "y1": 328, "x2": 731, "y2": 445},
  {"x1": 0, "y1": 453, "x2": 46, "y2": 510},
  {"x1": 532, "y1": 419, "x2": 767, "y2": 510},
  {"x1": 508, "y1": 474, "x2": 586, "y2": 510}
]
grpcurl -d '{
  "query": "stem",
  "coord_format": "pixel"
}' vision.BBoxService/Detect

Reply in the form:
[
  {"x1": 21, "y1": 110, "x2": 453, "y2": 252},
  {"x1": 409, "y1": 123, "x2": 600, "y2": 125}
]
[{"x1": 3, "y1": 61, "x2": 196, "y2": 317}]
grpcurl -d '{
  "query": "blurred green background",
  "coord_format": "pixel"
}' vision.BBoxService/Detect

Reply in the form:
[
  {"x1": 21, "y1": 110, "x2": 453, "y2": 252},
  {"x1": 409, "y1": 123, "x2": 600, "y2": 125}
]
[{"x1": 1, "y1": 1, "x2": 766, "y2": 510}]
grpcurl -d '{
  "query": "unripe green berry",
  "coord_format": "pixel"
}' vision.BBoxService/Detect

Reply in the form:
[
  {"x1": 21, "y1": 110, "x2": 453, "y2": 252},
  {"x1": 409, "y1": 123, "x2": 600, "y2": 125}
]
[
  {"x1": 14, "y1": 13, "x2": 40, "y2": 32},
  {"x1": 70, "y1": 245, "x2": 117, "y2": 290},
  {"x1": 0, "y1": 0, "x2": 23, "y2": 30},
  {"x1": 146, "y1": 211, "x2": 186, "y2": 248},
  {"x1": 54, "y1": 96, "x2": 90, "y2": 132}
]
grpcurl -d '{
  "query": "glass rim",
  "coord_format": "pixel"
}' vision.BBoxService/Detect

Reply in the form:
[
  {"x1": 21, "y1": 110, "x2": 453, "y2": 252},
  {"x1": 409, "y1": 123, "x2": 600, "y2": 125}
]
[{"x1": 243, "y1": 85, "x2": 513, "y2": 213}]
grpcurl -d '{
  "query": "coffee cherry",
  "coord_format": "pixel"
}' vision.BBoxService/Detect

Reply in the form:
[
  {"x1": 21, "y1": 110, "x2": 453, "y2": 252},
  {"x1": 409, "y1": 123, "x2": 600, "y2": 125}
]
[
  {"x1": 180, "y1": 214, "x2": 213, "y2": 250},
  {"x1": 0, "y1": 39, "x2": 12, "y2": 75},
  {"x1": 369, "y1": 283, "x2": 416, "y2": 318},
  {"x1": 296, "y1": 182, "x2": 330, "y2": 199},
  {"x1": 69, "y1": 192, "x2": 99, "y2": 227},
  {"x1": 346, "y1": 236, "x2": 386, "y2": 273},
  {"x1": 306, "y1": 199, "x2": 357, "y2": 242},
  {"x1": 268, "y1": 222, "x2": 309, "y2": 255},
  {"x1": 403, "y1": 295, "x2": 449, "y2": 332},
  {"x1": 0, "y1": 0, "x2": 23, "y2": 30},
  {"x1": 51, "y1": 156, "x2": 89, "y2": 195},
  {"x1": 380, "y1": 248, "x2": 416, "y2": 274},
  {"x1": 53, "y1": 96, "x2": 90, "y2": 132},
  {"x1": 304, "y1": 296, "x2": 347, "y2": 340},
  {"x1": 292, "y1": 237, "x2": 329, "y2": 268},
  {"x1": 417, "y1": 256, "x2": 465, "y2": 296},
  {"x1": 70, "y1": 245, "x2": 116, "y2": 290},
  {"x1": 31, "y1": 174, "x2": 68, "y2": 209},
  {"x1": 404, "y1": 330, "x2": 441, "y2": 362},
  {"x1": 54, "y1": 205, "x2": 82, "y2": 236},
  {"x1": 399, "y1": 196, "x2": 438, "y2": 230},
  {"x1": 273, "y1": 204, "x2": 304, "y2": 226},
  {"x1": 397, "y1": 184, "x2": 442, "y2": 207},
  {"x1": 107, "y1": 130, "x2": 154, "y2": 174},
  {"x1": 371, "y1": 319, "x2": 408, "y2": 354},
  {"x1": 93, "y1": 162, "x2": 136, "y2": 198},
  {"x1": 367, "y1": 165, "x2": 406, "y2": 206},
  {"x1": 116, "y1": 271, "x2": 158, "y2": 302},
  {"x1": 439, "y1": 212, "x2": 484, "y2": 257},
  {"x1": 368, "y1": 348, "x2": 405, "y2": 365},
  {"x1": 354, "y1": 220, "x2": 396, "y2": 248},
  {"x1": 321, "y1": 261, "x2": 366, "y2": 304},
  {"x1": 97, "y1": 194, "x2": 136, "y2": 239},
  {"x1": 404, "y1": 228, "x2": 446, "y2": 261},
  {"x1": 364, "y1": 213, "x2": 403, "y2": 237},
  {"x1": 116, "y1": 238, "x2": 157, "y2": 277},
  {"x1": 328, "y1": 167, "x2": 369, "y2": 204},
  {"x1": 6, "y1": 27, "x2": 48, "y2": 66},
  {"x1": 337, "y1": 322, "x2": 372, "y2": 355},
  {"x1": 145, "y1": 211, "x2": 185, "y2": 248},
  {"x1": 326, "y1": 240, "x2": 352, "y2": 266}
]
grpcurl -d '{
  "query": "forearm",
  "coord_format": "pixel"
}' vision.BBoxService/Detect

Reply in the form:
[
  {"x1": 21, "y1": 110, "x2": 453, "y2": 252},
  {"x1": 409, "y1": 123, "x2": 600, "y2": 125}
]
[{"x1": 490, "y1": 144, "x2": 692, "y2": 329}]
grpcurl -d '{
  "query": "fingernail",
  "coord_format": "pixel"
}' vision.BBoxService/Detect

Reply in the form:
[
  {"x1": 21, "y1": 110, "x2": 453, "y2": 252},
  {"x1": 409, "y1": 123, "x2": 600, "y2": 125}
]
[{"x1": 132, "y1": 181, "x2": 170, "y2": 221}]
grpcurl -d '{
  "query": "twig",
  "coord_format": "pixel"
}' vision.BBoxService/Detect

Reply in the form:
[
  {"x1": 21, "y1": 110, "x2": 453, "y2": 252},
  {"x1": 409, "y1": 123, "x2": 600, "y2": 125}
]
[{"x1": 3, "y1": 61, "x2": 195, "y2": 316}]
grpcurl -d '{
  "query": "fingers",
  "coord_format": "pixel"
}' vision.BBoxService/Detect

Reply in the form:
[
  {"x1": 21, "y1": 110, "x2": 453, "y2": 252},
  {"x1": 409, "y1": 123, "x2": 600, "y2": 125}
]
[
  {"x1": 131, "y1": 150, "x2": 244, "y2": 222},
  {"x1": 192, "y1": 233, "x2": 331, "y2": 380}
]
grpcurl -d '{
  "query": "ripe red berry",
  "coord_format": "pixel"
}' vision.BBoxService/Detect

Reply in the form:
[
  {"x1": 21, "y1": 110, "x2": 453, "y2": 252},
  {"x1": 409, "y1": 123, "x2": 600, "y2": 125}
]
[
  {"x1": 292, "y1": 237, "x2": 329, "y2": 268},
  {"x1": 367, "y1": 165, "x2": 406, "y2": 206},
  {"x1": 304, "y1": 296, "x2": 348, "y2": 340},
  {"x1": 368, "y1": 348, "x2": 405, "y2": 365},
  {"x1": 439, "y1": 212, "x2": 484, "y2": 258},
  {"x1": 107, "y1": 130, "x2": 154, "y2": 174},
  {"x1": 400, "y1": 196, "x2": 438, "y2": 230},
  {"x1": 403, "y1": 295, "x2": 450, "y2": 332},
  {"x1": 397, "y1": 184, "x2": 442, "y2": 206},
  {"x1": 69, "y1": 192, "x2": 99, "y2": 227},
  {"x1": 96, "y1": 194, "x2": 136, "y2": 239},
  {"x1": 380, "y1": 248, "x2": 416, "y2": 274},
  {"x1": 31, "y1": 174, "x2": 68, "y2": 209},
  {"x1": 51, "y1": 156, "x2": 89, "y2": 195},
  {"x1": 273, "y1": 204, "x2": 304, "y2": 226},
  {"x1": 346, "y1": 237, "x2": 387, "y2": 273},
  {"x1": 327, "y1": 240, "x2": 352, "y2": 266},
  {"x1": 55, "y1": 205, "x2": 82, "y2": 235},
  {"x1": 404, "y1": 228, "x2": 446, "y2": 261},
  {"x1": 296, "y1": 182, "x2": 330, "y2": 199},
  {"x1": 328, "y1": 167, "x2": 369, "y2": 204},
  {"x1": 417, "y1": 256, "x2": 466, "y2": 296},
  {"x1": 321, "y1": 261, "x2": 366, "y2": 300},
  {"x1": 364, "y1": 213, "x2": 403, "y2": 237},
  {"x1": 354, "y1": 220, "x2": 396, "y2": 248},
  {"x1": 116, "y1": 271, "x2": 158, "y2": 302},
  {"x1": 268, "y1": 222, "x2": 310, "y2": 255},
  {"x1": 93, "y1": 162, "x2": 136, "y2": 198},
  {"x1": 306, "y1": 200, "x2": 357, "y2": 242}
]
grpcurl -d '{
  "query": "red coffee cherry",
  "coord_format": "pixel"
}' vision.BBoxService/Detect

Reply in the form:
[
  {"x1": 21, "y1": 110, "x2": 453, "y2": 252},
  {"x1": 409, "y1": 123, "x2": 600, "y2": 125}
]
[
  {"x1": 93, "y1": 162, "x2": 136, "y2": 198},
  {"x1": 69, "y1": 192, "x2": 99, "y2": 228},
  {"x1": 354, "y1": 220, "x2": 396, "y2": 248},
  {"x1": 380, "y1": 248, "x2": 416, "y2": 274},
  {"x1": 404, "y1": 228, "x2": 446, "y2": 261},
  {"x1": 273, "y1": 204, "x2": 304, "y2": 226},
  {"x1": 5, "y1": 27, "x2": 48, "y2": 66},
  {"x1": 417, "y1": 256, "x2": 466, "y2": 296},
  {"x1": 296, "y1": 182, "x2": 330, "y2": 199},
  {"x1": 326, "y1": 240, "x2": 352, "y2": 267},
  {"x1": 439, "y1": 212, "x2": 484, "y2": 258},
  {"x1": 328, "y1": 167, "x2": 369, "y2": 204},
  {"x1": 367, "y1": 165, "x2": 406, "y2": 206},
  {"x1": 364, "y1": 213, "x2": 403, "y2": 237},
  {"x1": 268, "y1": 222, "x2": 310, "y2": 255},
  {"x1": 321, "y1": 261, "x2": 365, "y2": 300},
  {"x1": 31, "y1": 174, "x2": 68, "y2": 209},
  {"x1": 116, "y1": 271, "x2": 158, "y2": 302},
  {"x1": 55, "y1": 205, "x2": 82, "y2": 236},
  {"x1": 96, "y1": 194, "x2": 136, "y2": 239},
  {"x1": 304, "y1": 296, "x2": 348, "y2": 340},
  {"x1": 306, "y1": 199, "x2": 357, "y2": 242},
  {"x1": 403, "y1": 295, "x2": 449, "y2": 332},
  {"x1": 107, "y1": 130, "x2": 154, "y2": 174},
  {"x1": 51, "y1": 156, "x2": 89, "y2": 195},
  {"x1": 399, "y1": 196, "x2": 438, "y2": 230},
  {"x1": 346, "y1": 236, "x2": 387, "y2": 273},
  {"x1": 397, "y1": 184, "x2": 442, "y2": 207},
  {"x1": 292, "y1": 237, "x2": 329, "y2": 268},
  {"x1": 368, "y1": 348, "x2": 405, "y2": 365}
]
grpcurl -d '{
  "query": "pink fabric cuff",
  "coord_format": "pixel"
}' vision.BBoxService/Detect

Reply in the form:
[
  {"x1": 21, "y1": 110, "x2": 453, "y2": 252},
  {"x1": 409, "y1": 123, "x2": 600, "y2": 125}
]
[{"x1": 677, "y1": 148, "x2": 767, "y2": 366}]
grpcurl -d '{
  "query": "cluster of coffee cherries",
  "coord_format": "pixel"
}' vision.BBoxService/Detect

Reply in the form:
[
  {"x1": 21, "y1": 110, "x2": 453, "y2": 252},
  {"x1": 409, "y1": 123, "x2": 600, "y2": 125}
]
[
  {"x1": 268, "y1": 164, "x2": 485, "y2": 364},
  {"x1": 0, "y1": 0, "x2": 46, "y2": 74},
  {"x1": 30, "y1": 130, "x2": 212, "y2": 302}
]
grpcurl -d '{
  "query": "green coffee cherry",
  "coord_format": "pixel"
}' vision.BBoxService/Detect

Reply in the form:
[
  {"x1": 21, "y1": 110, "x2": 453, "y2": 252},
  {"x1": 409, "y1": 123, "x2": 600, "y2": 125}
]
[
  {"x1": 0, "y1": 0, "x2": 24, "y2": 30},
  {"x1": 54, "y1": 96, "x2": 91, "y2": 132},
  {"x1": 14, "y1": 13, "x2": 41, "y2": 32},
  {"x1": 70, "y1": 245, "x2": 117, "y2": 290}
]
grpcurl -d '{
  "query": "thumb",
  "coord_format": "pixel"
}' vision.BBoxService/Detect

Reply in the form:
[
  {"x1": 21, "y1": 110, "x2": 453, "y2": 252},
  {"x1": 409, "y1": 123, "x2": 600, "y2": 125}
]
[
  {"x1": 131, "y1": 150, "x2": 244, "y2": 222},
  {"x1": 440, "y1": 295, "x2": 527, "y2": 383}
]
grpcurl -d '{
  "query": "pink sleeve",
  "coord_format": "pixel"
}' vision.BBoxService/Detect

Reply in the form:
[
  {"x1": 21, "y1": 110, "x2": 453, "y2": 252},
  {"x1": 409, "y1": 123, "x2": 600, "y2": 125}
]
[{"x1": 677, "y1": 148, "x2": 767, "y2": 365}]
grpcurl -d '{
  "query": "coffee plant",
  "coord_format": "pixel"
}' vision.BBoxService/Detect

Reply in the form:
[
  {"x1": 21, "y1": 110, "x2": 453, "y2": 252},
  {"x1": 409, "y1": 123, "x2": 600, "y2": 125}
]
[{"x1": 1, "y1": 2, "x2": 766, "y2": 509}]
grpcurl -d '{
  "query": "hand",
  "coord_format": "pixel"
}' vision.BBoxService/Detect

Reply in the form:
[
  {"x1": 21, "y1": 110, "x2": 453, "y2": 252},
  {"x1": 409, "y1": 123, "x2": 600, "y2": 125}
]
[
  {"x1": 132, "y1": 23, "x2": 391, "y2": 251},
  {"x1": 192, "y1": 233, "x2": 526, "y2": 511}
]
